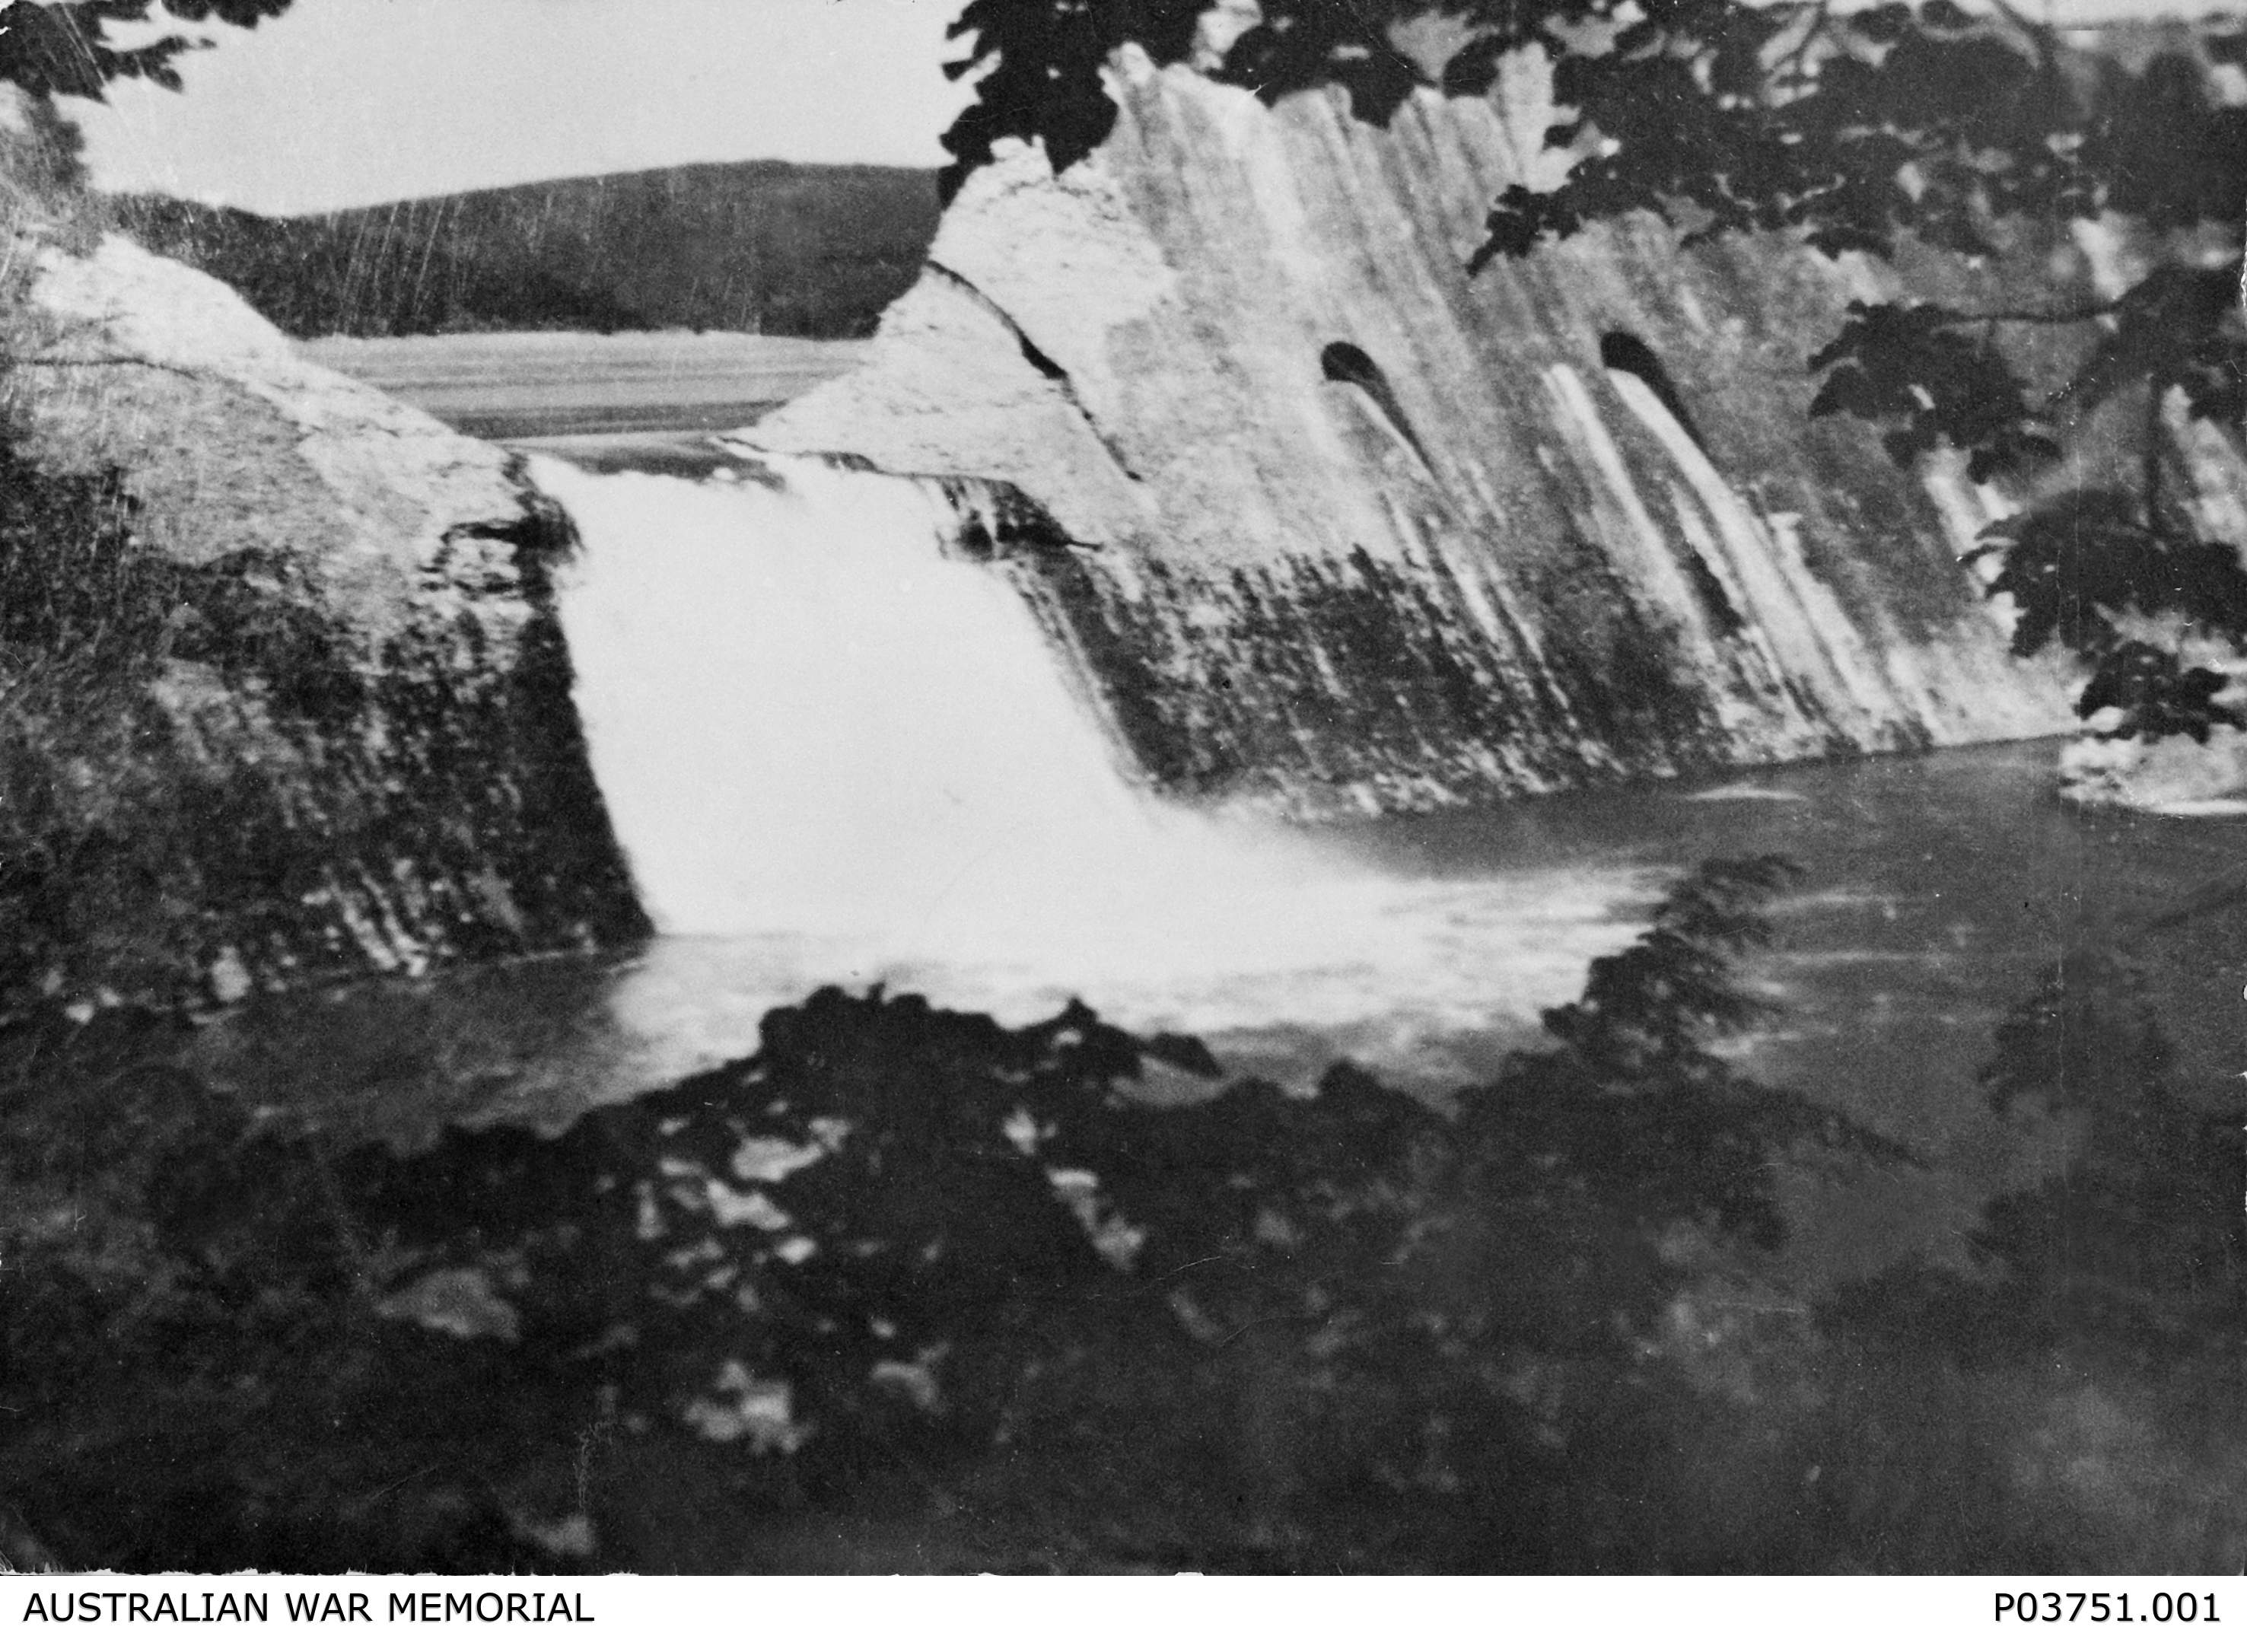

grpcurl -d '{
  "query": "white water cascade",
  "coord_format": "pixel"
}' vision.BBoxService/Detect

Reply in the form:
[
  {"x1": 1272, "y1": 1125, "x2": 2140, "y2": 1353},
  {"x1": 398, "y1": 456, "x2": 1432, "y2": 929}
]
[{"x1": 536, "y1": 452, "x2": 1652, "y2": 1081}]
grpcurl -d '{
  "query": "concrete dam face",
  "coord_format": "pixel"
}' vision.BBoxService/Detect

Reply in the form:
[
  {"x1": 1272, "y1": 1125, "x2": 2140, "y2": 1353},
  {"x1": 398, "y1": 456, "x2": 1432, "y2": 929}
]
[{"x1": 753, "y1": 50, "x2": 2072, "y2": 816}]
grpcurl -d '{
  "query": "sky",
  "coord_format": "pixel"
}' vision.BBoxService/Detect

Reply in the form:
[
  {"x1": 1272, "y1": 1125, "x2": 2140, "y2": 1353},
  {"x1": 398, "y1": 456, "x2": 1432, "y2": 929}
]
[
  {"x1": 68, "y1": 0, "x2": 977, "y2": 213},
  {"x1": 56, "y1": 0, "x2": 2239, "y2": 216}
]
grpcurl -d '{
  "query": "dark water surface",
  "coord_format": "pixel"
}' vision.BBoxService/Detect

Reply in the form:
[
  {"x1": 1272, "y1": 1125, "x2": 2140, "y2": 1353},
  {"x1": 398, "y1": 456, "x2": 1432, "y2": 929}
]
[
  {"x1": 190, "y1": 737, "x2": 2244, "y2": 1284},
  {"x1": 1332, "y1": 738, "x2": 2247, "y2": 1279}
]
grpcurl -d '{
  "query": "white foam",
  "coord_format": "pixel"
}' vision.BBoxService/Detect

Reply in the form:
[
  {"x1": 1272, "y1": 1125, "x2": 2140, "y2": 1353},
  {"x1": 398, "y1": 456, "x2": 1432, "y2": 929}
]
[
  {"x1": 2142, "y1": 797, "x2": 2247, "y2": 818},
  {"x1": 1685, "y1": 782, "x2": 1807, "y2": 804},
  {"x1": 537, "y1": 454, "x2": 1649, "y2": 1075},
  {"x1": 2059, "y1": 725, "x2": 2247, "y2": 816}
]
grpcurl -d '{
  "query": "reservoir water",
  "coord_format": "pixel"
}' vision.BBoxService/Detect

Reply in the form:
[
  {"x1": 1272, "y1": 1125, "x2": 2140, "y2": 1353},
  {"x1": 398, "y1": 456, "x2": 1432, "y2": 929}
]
[
  {"x1": 191, "y1": 442, "x2": 2247, "y2": 1288},
  {"x1": 299, "y1": 331, "x2": 870, "y2": 442}
]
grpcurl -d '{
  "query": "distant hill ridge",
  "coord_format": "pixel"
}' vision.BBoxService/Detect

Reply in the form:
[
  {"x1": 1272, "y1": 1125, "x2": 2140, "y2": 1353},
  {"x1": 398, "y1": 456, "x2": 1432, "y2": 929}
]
[{"x1": 112, "y1": 159, "x2": 942, "y2": 340}]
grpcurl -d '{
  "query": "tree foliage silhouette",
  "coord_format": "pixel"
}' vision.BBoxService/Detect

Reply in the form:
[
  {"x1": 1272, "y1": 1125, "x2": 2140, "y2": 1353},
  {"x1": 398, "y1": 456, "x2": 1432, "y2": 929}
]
[
  {"x1": 0, "y1": 1, "x2": 290, "y2": 101},
  {"x1": 2, "y1": 861, "x2": 1907, "y2": 1568},
  {"x1": 943, "y1": 0, "x2": 2247, "y2": 749}
]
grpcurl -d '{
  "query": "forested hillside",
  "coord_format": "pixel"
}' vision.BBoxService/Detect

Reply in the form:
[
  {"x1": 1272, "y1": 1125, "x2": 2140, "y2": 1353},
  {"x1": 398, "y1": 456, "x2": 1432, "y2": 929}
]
[{"x1": 113, "y1": 159, "x2": 940, "y2": 339}]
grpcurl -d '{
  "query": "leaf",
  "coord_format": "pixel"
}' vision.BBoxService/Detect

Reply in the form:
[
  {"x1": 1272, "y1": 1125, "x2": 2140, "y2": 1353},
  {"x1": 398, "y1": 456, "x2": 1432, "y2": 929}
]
[
  {"x1": 158, "y1": 0, "x2": 291, "y2": 21},
  {"x1": 2049, "y1": 266, "x2": 2241, "y2": 416},
  {"x1": 0, "y1": 0, "x2": 262, "y2": 99},
  {"x1": 1807, "y1": 302, "x2": 2048, "y2": 477},
  {"x1": 2080, "y1": 53, "x2": 2247, "y2": 233},
  {"x1": 1977, "y1": 491, "x2": 2247, "y2": 657},
  {"x1": 937, "y1": 0, "x2": 1208, "y2": 200},
  {"x1": 2073, "y1": 641, "x2": 2245, "y2": 743}
]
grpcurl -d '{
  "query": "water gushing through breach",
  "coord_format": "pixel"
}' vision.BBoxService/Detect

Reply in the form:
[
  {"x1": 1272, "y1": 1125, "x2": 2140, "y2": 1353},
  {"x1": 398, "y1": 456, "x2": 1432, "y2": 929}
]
[{"x1": 534, "y1": 452, "x2": 1649, "y2": 1079}]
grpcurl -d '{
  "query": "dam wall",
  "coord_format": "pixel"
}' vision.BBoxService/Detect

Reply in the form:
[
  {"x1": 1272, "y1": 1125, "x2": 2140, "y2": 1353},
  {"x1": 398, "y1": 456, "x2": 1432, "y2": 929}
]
[{"x1": 756, "y1": 50, "x2": 2076, "y2": 815}]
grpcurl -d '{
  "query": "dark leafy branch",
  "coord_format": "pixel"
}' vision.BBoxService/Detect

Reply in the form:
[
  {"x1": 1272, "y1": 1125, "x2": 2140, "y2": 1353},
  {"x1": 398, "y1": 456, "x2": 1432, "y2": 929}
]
[
  {"x1": 1807, "y1": 301, "x2": 2058, "y2": 480},
  {"x1": 940, "y1": 0, "x2": 1210, "y2": 198},
  {"x1": 0, "y1": 0, "x2": 288, "y2": 100},
  {"x1": 1973, "y1": 947, "x2": 2247, "y2": 1341},
  {"x1": 5, "y1": 858, "x2": 1913, "y2": 1569},
  {"x1": 11, "y1": 863, "x2": 2238, "y2": 1568},
  {"x1": 1977, "y1": 491, "x2": 2247, "y2": 740},
  {"x1": 319, "y1": 856, "x2": 1913, "y2": 1469}
]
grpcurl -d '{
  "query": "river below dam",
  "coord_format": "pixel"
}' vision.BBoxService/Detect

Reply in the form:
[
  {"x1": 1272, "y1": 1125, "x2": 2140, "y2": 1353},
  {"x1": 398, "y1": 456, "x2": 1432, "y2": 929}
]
[{"x1": 179, "y1": 447, "x2": 2247, "y2": 1292}]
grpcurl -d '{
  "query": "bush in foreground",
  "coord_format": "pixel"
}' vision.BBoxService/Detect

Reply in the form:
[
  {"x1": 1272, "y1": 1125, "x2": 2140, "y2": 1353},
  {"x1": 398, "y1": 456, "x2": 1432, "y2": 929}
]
[{"x1": 6, "y1": 858, "x2": 2239, "y2": 1571}]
